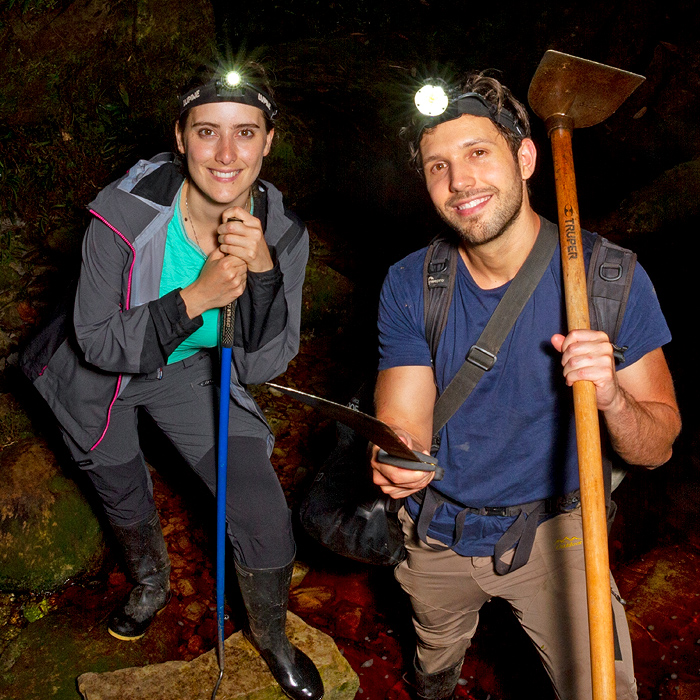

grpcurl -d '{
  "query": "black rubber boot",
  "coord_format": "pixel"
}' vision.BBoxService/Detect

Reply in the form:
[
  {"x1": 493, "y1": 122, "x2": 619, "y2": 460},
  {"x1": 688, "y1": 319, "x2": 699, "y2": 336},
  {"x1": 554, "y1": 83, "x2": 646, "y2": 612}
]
[
  {"x1": 107, "y1": 510, "x2": 171, "y2": 641},
  {"x1": 411, "y1": 657, "x2": 463, "y2": 700},
  {"x1": 235, "y1": 559, "x2": 324, "y2": 700}
]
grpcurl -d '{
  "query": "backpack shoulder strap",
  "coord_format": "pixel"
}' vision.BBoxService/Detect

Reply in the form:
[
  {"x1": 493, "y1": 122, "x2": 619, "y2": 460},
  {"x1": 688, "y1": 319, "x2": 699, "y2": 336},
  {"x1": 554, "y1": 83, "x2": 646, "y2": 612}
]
[
  {"x1": 431, "y1": 222, "x2": 558, "y2": 436},
  {"x1": 423, "y1": 236, "x2": 458, "y2": 362},
  {"x1": 587, "y1": 235, "x2": 637, "y2": 499},
  {"x1": 587, "y1": 236, "x2": 636, "y2": 363}
]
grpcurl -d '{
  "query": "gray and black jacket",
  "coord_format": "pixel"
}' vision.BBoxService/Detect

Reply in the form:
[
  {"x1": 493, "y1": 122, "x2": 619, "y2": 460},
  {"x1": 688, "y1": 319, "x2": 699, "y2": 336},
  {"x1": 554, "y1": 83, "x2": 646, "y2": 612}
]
[{"x1": 22, "y1": 153, "x2": 308, "y2": 453}]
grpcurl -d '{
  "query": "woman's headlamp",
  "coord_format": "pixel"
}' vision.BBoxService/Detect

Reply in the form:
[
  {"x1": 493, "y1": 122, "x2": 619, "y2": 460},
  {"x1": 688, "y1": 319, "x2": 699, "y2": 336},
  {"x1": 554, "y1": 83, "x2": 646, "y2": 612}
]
[
  {"x1": 414, "y1": 83, "x2": 524, "y2": 137},
  {"x1": 179, "y1": 70, "x2": 278, "y2": 121}
]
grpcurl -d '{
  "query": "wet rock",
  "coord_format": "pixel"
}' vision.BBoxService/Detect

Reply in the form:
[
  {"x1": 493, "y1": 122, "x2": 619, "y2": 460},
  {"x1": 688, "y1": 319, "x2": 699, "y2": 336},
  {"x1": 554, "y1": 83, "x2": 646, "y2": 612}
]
[
  {"x1": 658, "y1": 678, "x2": 700, "y2": 700},
  {"x1": 186, "y1": 633, "x2": 204, "y2": 656},
  {"x1": 301, "y1": 256, "x2": 354, "y2": 332},
  {"x1": 617, "y1": 543, "x2": 700, "y2": 698},
  {"x1": 0, "y1": 328, "x2": 12, "y2": 359},
  {"x1": 77, "y1": 611, "x2": 359, "y2": 700},
  {"x1": 290, "y1": 585, "x2": 335, "y2": 612},
  {"x1": 16, "y1": 300, "x2": 39, "y2": 325},
  {"x1": 168, "y1": 552, "x2": 190, "y2": 571},
  {"x1": 0, "y1": 266, "x2": 20, "y2": 294},
  {"x1": 334, "y1": 602, "x2": 364, "y2": 641},
  {"x1": 176, "y1": 578, "x2": 198, "y2": 598},
  {"x1": 0, "y1": 300, "x2": 25, "y2": 333},
  {"x1": 0, "y1": 392, "x2": 33, "y2": 447},
  {"x1": 0, "y1": 438, "x2": 105, "y2": 592},
  {"x1": 618, "y1": 160, "x2": 700, "y2": 236},
  {"x1": 291, "y1": 560, "x2": 310, "y2": 589},
  {"x1": 0, "y1": 594, "x2": 181, "y2": 700},
  {"x1": 182, "y1": 599, "x2": 208, "y2": 625}
]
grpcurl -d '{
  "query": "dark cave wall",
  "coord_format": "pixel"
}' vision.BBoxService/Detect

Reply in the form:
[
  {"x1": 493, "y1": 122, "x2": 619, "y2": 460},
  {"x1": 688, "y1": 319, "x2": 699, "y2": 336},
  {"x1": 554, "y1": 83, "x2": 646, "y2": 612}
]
[{"x1": 0, "y1": 0, "x2": 698, "y2": 548}]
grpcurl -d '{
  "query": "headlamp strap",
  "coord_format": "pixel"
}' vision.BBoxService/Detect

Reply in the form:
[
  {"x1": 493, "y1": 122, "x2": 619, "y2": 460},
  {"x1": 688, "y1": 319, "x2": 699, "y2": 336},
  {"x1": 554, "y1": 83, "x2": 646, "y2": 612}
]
[
  {"x1": 179, "y1": 79, "x2": 278, "y2": 120},
  {"x1": 453, "y1": 93, "x2": 523, "y2": 136}
]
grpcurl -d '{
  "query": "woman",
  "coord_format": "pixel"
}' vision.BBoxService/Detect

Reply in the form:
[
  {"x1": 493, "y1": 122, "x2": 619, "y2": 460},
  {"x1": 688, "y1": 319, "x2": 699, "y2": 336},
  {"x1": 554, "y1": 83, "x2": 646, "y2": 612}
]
[{"x1": 22, "y1": 63, "x2": 322, "y2": 700}]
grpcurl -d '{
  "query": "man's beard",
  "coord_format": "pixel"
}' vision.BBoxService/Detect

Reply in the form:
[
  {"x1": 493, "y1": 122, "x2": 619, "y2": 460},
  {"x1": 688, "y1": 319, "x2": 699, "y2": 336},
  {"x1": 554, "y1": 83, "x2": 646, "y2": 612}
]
[{"x1": 437, "y1": 175, "x2": 524, "y2": 248}]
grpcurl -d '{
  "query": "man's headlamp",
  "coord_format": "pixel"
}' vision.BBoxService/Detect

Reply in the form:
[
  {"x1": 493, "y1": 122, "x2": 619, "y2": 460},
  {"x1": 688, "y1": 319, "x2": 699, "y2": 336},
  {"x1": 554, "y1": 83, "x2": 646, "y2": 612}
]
[
  {"x1": 414, "y1": 83, "x2": 524, "y2": 137},
  {"x1": 179, "y1": 71, "x2": 278, "y2": 121},
  {"x1": 414, "y1": 84, "x2": 450, "y2": 117}
]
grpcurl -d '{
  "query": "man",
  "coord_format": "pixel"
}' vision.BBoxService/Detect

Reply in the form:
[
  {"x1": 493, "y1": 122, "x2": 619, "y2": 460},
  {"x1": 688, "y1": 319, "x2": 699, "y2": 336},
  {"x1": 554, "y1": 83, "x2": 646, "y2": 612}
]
[{"x1": 370, "y1": 72, "x2": 680, "y2": 700}]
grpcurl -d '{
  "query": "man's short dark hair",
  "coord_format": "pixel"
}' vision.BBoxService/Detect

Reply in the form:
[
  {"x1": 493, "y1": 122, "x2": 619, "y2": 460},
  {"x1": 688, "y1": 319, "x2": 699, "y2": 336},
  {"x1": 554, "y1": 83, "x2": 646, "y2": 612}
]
[{"x1": 402, "y1": 71, "x2": 532, "y2": 174}]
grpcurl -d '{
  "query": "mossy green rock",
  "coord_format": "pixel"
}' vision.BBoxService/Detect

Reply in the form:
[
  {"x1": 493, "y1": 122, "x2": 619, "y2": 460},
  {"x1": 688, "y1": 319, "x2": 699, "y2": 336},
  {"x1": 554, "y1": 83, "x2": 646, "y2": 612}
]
[
  {"x1": 0, "y1": 599, "x2": 181, "y2": 700},
  {"x1": 301, "y1": 255, "x2": 354, "y2": 331},
  {"x1": 0, "y1": 438, "x2": 105, "y2": 592},
  {"x1": 620, "y1": 160, "x2": 700, "y2": 235}
]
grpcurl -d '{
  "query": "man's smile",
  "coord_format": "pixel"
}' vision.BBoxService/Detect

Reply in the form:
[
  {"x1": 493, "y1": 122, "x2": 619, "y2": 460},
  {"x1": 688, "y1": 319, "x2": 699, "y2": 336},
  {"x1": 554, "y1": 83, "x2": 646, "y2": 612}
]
[{"x1": 453, "y1": 194, "x2": 491, "y2": 213}]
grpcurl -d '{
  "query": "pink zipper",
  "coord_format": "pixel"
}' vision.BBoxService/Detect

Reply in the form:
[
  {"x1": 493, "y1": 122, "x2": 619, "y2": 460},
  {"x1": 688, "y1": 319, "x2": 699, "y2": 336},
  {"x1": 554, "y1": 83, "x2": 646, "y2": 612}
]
[{"x1": 88, "y1": 209, "x2": 136, "y2": 450}]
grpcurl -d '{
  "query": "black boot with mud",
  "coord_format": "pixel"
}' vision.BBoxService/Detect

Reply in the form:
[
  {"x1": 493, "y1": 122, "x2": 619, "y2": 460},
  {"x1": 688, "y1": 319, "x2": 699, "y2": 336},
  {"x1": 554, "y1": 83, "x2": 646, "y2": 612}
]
[{"x1": 108, "y1": 511, "x2": 172, "y2": 641}]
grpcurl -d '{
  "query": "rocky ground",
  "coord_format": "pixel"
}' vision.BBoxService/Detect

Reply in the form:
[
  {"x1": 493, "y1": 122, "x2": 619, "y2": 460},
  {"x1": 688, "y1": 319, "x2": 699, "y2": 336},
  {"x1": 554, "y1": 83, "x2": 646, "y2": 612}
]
[{"x1": 2, "y1": 311, "x2": 700, "y2": 699}]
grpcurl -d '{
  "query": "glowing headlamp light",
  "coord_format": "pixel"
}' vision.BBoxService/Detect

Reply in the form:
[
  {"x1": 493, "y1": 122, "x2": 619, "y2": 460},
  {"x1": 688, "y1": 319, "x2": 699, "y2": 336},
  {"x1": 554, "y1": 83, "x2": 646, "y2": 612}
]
[
  {"x1": 222, "y1": 71, "x2": 243, "y2": 89},
  {"x1": 415, "y1": 84, "x2": 450, "y2": 117},
  {"x1": 179, "y1": 69, "x2": 278, "y2": 121}
]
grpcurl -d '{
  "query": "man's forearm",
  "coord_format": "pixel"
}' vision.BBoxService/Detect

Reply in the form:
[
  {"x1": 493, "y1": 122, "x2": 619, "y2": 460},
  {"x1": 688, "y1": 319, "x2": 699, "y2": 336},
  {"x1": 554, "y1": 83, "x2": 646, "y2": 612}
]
[
  {"x1": 371, "y1": 366, "x2": 438, "y2": 498},
  {"x1": 374, "y1": 367, "x2": 436, "y2": 452},
  {"x1": 603, "y1": 386, "x2": 681, "y2": 467}
]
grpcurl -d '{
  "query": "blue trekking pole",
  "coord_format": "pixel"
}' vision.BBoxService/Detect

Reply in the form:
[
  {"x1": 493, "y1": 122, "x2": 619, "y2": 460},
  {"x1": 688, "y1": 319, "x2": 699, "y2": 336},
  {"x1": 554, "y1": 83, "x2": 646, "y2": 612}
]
[
  {"x1": 212, "y1": 262, "x2": 237, "y2": 699},
  {"x1": 212, "y1": 298, "x2": 234, "y2": 699}
]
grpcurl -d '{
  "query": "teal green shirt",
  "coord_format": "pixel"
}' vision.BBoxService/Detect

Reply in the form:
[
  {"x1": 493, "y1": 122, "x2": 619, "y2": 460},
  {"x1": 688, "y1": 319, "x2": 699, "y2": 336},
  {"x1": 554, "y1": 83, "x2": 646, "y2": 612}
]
[{"x1": 159, "y1": 194, "x2": 219, "y2": 364}]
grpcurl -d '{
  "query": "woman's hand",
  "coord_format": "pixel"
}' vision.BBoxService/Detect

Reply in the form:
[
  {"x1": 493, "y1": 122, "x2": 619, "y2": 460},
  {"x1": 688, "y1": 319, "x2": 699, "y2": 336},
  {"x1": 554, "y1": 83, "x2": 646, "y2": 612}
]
[
  {"x1": 218, "y1": 206, "x2": 274, "y2": 273},
  {"x1": 180, "y1": 248, "x2": 247, "y2": 319}
]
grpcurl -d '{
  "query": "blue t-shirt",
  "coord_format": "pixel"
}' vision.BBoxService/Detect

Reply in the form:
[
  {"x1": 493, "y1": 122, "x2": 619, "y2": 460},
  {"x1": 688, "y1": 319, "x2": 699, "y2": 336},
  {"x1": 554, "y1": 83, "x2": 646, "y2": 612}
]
[{"x1": 377, "y1": 223, "x2": 671, "y2": 556}]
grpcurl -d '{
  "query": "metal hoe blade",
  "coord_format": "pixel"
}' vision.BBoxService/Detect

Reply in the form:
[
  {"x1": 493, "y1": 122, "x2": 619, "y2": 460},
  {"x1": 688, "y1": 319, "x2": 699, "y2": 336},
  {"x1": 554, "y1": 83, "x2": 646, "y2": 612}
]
[{"x1": 528, "y1": 50, "x2": 645, "y2": 129}]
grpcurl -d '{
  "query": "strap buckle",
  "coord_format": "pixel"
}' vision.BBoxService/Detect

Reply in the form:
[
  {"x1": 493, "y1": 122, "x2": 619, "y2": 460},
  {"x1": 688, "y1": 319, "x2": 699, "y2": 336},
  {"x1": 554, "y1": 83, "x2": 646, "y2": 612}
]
[
  {"x1": 612, "y1": 344, "x2": 628, "y2": 364},
  {"x1": 599, "y1": 261, "x2": 623, "y2": 282},
  {"x1": 484, "y1": 506, "x2": 508, "y2": 517},
  {"x1": 466, "y1": 345, "x2": 497, "y2": 371}
]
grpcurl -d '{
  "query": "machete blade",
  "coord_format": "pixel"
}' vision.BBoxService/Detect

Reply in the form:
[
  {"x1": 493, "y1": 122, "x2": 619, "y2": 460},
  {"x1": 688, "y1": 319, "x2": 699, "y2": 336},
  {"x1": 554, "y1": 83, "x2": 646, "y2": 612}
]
[{"x1": 265, "y1": 383, "x2": 443, "y2": 479}]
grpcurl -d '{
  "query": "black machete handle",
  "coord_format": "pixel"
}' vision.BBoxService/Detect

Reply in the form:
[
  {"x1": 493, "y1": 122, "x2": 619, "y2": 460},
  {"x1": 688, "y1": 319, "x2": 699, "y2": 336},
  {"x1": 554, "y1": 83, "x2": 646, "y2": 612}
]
[{"x1": 377, "y1": 449, "x2": 444, "y2": 481}]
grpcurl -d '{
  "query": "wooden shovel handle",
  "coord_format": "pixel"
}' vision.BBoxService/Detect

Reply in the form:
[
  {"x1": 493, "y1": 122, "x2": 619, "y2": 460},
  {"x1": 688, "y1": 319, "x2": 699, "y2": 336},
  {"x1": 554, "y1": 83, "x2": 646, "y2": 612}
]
[{"x1": 549, "y1": 118, "x2": 617, "y2": 700}]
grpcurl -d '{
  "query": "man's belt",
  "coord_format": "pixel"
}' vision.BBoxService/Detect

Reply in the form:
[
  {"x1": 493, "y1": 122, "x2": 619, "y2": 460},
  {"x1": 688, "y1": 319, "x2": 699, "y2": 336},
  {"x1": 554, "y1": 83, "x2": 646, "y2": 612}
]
[{"x1": 412, "y1": 486, "x2": 581, "y2": 575}]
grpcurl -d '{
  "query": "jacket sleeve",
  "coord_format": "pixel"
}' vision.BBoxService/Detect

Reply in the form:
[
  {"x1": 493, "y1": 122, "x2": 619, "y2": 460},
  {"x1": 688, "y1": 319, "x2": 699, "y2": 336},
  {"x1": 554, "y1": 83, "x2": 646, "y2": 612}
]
[
  {"x1": 73, "y1": 218, "x2": 202, "y2": 374},
  {"x1": 231, "y1": 226, "x2": 309, "y2": 385}
]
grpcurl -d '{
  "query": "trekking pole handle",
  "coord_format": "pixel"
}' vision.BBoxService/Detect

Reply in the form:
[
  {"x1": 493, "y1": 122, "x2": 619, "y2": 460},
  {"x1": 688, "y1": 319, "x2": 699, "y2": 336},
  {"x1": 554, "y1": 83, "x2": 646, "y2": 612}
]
[{"x1": 220, "y1": 216, "x2": 243, "y2": 350}]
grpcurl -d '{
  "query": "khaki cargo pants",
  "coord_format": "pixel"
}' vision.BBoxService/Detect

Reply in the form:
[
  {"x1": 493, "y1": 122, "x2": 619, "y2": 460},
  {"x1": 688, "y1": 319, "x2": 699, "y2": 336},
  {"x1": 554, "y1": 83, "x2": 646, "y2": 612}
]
[{"x1": 396, "y1": 506, "x2": 637, "y2": 700}]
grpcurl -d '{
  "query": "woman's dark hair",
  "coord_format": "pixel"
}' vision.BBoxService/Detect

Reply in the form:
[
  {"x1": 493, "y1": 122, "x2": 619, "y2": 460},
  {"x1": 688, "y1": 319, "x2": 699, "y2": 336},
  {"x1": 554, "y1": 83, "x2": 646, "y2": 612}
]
[{"x1": 402, "y1": 71, "x2": 531, "y2": 174}]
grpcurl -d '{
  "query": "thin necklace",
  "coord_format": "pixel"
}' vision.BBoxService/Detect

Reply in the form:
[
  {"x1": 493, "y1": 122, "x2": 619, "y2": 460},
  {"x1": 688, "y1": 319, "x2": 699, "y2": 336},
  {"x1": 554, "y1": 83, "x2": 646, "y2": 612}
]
[{"x1": 183, "y1": 184, "x2": 201, "y2": 249}]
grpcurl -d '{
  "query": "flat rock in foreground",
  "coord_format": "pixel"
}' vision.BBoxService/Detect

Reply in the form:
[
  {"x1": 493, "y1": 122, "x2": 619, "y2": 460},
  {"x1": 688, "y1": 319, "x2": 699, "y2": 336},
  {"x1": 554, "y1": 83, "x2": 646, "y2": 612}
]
[{"x1": 77, "y1": 611, "x2": 359, "y2": 700}]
